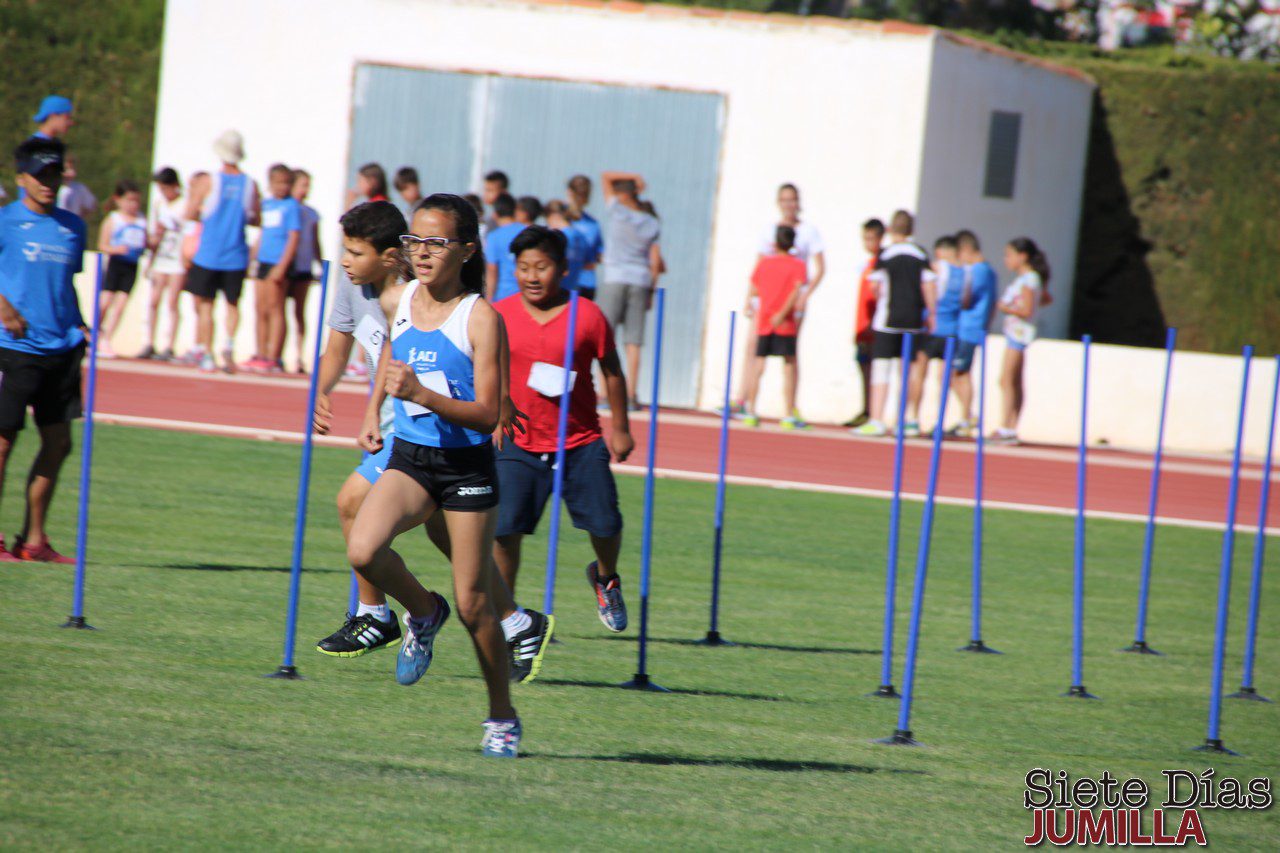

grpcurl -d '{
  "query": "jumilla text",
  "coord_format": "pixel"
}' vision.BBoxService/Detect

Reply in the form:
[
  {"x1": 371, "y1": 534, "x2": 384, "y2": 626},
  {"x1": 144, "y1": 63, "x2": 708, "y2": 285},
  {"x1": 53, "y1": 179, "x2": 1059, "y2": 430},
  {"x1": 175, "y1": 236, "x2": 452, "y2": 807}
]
[{"x1": 1022, "y1": 769, "x2": 1272, "y2": 847}]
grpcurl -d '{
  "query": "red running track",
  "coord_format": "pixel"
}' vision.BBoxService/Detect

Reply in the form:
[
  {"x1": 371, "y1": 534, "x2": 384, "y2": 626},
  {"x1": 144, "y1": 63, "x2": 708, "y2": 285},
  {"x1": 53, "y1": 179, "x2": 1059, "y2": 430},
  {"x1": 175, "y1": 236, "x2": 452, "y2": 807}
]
[{"x1": 95, "y1": 362, "x2": 1278, "y2": 532}]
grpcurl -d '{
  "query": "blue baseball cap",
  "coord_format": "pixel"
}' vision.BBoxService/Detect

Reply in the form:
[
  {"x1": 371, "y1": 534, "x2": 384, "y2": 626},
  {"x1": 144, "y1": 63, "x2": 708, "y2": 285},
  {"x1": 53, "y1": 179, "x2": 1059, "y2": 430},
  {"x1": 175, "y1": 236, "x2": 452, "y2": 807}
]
[{"x1": 33, "y1": 95, "x2": 74, "y2": 123}]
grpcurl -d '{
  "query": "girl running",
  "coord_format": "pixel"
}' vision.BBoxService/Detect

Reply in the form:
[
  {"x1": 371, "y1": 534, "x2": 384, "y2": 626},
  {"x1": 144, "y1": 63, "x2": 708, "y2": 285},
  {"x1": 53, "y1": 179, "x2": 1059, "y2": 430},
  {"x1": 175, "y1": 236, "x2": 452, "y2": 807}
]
[
  {"x1": 139, "y1": 168, "x2": 187, "y2": 360},
  {"x1": 346, "y1": 193, "x2": 520, "y2": 758},
  {"x1": 993, "y1": 237, "x2": 1051, "y2": 445},
  {"x1": 97, "y1": 180, "x2": 148, "y2": 359}
]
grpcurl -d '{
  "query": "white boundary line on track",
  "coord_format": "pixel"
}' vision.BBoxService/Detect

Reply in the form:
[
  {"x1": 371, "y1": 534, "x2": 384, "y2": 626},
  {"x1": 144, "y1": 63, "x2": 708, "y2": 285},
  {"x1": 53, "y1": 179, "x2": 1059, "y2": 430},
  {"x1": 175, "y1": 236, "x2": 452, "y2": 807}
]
[{"x1": 96, "y1": 411, "x2": 1278, "y2": 537}]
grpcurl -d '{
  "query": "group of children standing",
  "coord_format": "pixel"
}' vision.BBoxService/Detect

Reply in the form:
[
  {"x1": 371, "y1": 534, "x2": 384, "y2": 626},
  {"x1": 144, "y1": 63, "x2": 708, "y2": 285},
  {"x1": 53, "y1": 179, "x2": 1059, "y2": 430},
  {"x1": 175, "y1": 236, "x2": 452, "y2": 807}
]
[{"x1": 732, "y1": 187, "x2": 1052, "y2": 445}]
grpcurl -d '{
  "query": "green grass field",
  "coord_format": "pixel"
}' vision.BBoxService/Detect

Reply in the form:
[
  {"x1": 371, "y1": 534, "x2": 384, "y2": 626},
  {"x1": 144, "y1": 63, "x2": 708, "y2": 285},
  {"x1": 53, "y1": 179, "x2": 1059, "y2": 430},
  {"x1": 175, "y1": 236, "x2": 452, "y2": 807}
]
[{"x1": 0, "y1": 425, "x2": 1276, "y2": 849}]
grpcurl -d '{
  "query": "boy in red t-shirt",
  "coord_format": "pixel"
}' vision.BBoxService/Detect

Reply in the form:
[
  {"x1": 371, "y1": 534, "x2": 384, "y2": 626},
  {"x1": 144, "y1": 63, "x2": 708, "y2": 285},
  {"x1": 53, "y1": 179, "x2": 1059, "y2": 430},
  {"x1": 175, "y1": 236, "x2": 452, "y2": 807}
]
[
  {"x1": 846, "y1": 218, "x2": 884, "y2": 427},
  {"x1": 493, "y1": 225, "x2": 635, "y2": 634},
  {"x1": 739, "y1": 225, "x2": 807, "y2": 429}
]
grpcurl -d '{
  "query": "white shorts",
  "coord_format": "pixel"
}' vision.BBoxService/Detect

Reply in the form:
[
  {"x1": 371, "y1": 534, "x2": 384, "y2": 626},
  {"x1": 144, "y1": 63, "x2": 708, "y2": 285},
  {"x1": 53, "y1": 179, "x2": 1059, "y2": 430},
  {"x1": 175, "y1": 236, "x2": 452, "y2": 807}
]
[{"x1": 151, "y1": 232, "x2": 185, "y2": 275}]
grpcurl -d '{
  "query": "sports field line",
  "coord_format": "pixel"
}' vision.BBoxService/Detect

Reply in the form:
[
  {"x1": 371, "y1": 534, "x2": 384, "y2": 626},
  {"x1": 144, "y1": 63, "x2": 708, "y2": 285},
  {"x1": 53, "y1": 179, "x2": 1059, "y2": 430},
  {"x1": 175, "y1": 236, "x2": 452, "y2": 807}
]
[{"x1": 94, "y1": 411, "x2": 1278, "y2": 537}]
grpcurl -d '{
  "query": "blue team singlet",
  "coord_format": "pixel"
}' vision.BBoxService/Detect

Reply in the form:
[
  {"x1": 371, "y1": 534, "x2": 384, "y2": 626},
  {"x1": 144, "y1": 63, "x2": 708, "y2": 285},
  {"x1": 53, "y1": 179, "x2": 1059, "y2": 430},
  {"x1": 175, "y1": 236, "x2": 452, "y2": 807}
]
[
  {"x1": 193, "y1": 171, "x2": 253, "y2": 271},
  {"x1": 390, "y1": 284, "x2": 489, "y2": 449}
]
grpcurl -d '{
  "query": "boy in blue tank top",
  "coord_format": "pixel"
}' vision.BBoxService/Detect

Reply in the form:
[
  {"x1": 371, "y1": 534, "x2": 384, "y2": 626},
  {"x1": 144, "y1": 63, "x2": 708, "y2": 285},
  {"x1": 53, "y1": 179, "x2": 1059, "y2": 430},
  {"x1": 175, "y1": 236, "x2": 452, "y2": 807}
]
[{"x1": 346, "y1": 194, "x2": 526, "y2": 758}]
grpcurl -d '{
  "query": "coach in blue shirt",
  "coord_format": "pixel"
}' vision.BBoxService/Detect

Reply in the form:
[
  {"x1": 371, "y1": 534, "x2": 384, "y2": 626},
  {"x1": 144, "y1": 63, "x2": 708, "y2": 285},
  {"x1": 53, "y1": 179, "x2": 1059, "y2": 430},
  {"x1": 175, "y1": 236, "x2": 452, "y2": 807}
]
[{"x1": 0, "y1": 137, "x2": 88, "y2": 564}]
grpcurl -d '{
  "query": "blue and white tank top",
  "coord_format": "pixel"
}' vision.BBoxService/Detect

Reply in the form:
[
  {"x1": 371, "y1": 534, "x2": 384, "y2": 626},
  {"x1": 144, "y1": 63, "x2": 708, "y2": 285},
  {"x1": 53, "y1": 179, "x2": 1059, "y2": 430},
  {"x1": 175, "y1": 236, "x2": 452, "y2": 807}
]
[
  {"x1": 106, "y1": 211, "x2": 147, "y2": 263},
  {"x1": 193, "y1": 171, "x2": 257, "y2": 271},
  {"x1": 390, "y1": 284, "x2": 488, "y2": 449}
]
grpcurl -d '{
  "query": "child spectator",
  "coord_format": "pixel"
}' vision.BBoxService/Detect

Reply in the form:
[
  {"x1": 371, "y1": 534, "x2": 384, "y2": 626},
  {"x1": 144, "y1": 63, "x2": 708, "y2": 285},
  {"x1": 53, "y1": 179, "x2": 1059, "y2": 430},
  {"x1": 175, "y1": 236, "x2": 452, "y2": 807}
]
[
  {"x1": 483, "y1": 192, "x2": 522, "y2": 302},
  {"x1": 345, "y1": 163, "x2": 388, "y2": 210},
  {"x1": 482, "y1": 170, "x2": 510, "y2": 232},
  {"x1": 244, "y1": 164, "x2": 301, "y2": 373},
  {"x1": 138, "y1": 167, "x2": 187, "y2": 360},
  {"x1": 31, "y1": 96, "x2": 74, "y2": 142},
  {"x1": 853, "y1": 209, "x2": 936, "y2": 437},
  {"x1": 544, "y1": 199, "x2": 588, "y2": 292},
  {"x1": 598, "y1": 172, "x2": 661, "y2": 410},
  {"x1": 846, "y1": 218, "x2": 883, "y2": 428},
  {"x1": 738, "y1": 226, "x2": 807, "y2": 429},
  {"x1": 993, "y1": 237, "x2": 1051, "y2": 445},
  {"x1": 96, "y1": 180, "x2": 147, "y2": 359},
  {"x1": 516, "y1": 195, "x2": 542, "y2": 226},
  {"x1": 394, "y1": 166, "x2": 421, "y2": 220},
  {"x1": 951, "y1": 230, "x2": 997, "y2": 435},
  {"x1": 916, "y1": 234, "x2": 965, "y2": 428},
  {"x1": 566, "y1": 174, "x2": 604, "y2": 299},
  {"x1": 56, "y1": 154, "x2": 97, "y2": 221},
  {"x1": 289, "y1": 168, "x2": 322, "y2": 373}
]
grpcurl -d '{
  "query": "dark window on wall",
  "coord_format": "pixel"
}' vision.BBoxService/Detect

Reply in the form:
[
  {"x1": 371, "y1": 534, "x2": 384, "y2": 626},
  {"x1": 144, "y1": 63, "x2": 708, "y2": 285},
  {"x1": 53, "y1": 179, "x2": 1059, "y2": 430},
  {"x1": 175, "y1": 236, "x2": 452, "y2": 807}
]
[{"x1": 983, "y1": 111, "x2": 1021, "y2": 200}]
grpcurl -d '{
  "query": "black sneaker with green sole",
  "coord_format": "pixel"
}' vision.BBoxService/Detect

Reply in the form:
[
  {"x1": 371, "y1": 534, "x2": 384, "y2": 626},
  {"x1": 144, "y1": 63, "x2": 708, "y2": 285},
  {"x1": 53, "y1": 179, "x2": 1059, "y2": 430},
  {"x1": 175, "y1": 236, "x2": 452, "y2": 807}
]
[{"x1": 316, "y1": 611, "x2": 402, "y2": 657}]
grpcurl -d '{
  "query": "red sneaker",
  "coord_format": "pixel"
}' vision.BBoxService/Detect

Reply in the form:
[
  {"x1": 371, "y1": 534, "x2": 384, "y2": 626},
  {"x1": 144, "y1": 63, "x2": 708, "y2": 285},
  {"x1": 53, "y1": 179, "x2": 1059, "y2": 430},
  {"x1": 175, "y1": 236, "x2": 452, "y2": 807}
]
[
  {"x1": 0, "y1": 536, "x2": 22, "y2": 562},
  {"x1": 14, "y1": 538, "x2": 75, "y2": 564}
]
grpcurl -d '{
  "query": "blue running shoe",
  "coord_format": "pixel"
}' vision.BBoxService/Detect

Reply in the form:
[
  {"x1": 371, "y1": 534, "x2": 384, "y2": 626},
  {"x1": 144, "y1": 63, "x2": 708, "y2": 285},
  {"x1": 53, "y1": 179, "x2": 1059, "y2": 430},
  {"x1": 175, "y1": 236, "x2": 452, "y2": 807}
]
[
  {"x1": 396, "y1": 594, "x2": 450, "y2": 686},
  {"x1": 586, "y1": 562, "x2": 628, "y2": 633},
  {"x1": 481, "y1": 718, "x2": 522, "y2": 758}
]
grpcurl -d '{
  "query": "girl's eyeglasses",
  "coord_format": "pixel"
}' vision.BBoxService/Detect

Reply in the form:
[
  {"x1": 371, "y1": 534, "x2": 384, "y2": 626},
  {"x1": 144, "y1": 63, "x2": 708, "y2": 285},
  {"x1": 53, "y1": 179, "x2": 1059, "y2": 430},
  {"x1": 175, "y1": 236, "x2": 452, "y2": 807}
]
[{"x1": 399, "y1": 235, "x2": 465, "y2": 255}]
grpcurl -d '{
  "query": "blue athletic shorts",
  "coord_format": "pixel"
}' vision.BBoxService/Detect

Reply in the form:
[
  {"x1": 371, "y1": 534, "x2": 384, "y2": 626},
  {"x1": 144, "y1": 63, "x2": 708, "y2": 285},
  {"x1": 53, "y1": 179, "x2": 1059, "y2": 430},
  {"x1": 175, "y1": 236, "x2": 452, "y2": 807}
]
[
  {"x1": 355, "y1": 434, "x2": 395, "y2": 484},
  {"x1": 953, "y1": 340, "x2": 978, "y2": 374},
  {"x1": 495, "y1": 438, "x2": 623, "y2": 539}
]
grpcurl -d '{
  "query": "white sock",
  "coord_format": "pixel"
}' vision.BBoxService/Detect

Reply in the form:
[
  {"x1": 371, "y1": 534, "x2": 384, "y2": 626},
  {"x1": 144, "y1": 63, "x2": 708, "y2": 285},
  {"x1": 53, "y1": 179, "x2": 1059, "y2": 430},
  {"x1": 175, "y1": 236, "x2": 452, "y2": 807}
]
[
  {"x1": 356, "y1": 602, "x2": 391, "y2": 623},
  {"x1": 500, "y1": 607, "x2": 531, "y2": 641}
]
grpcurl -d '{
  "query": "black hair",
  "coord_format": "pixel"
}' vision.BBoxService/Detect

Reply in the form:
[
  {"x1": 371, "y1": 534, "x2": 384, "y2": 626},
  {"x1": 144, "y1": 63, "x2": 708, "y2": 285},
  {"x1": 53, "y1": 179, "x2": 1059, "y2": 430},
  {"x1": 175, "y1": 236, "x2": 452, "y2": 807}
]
[
  {"x1": 1008, "y1": 236, "x2": 1051, "y2": 287},
  {"x1": 890, "y1": 209, "x2": 914, "y2": 237},
  {"x1": 493, "y1": 192, "x2": 516, "y2": 219},
  {"x1": 357, "y1": 162, "x2": 387, "y2": 198},
  {"x1": 544, "y1": 198, "x2": 577, "y2": 222},
  {"x1": 611, "y1": 178, "x2": 637, "y2": 197},
  {"x1": 863, "y1": 218, "x2": 885, "y2": 235},
  {"x1": 394, "y1": 166, "x2": 419, "y2": 191},
  {"x1": 484, "y1": 170, "x2": 509, "y2": 189},
  {"x1": 774, "y1": 225, "x2": 796, "y2": 253},
  {"x1": 778, "y1": 182, "x2": 799, "y2": 197},
  {"x1": 955, "y1": 229, "x2": 980, "y2": 252},
  {"x1": 463, "y1": 193, "x2": 484, "y2": 217},
  {"x1": 934, "y1": 235, "x2": 958, "y2": 252},
  {"x1": 268, "y1": 162, "x2": 294, "y2": 181},
  {"x1": 114, "y1": 179, "x2": 141, "y2": 197},
  {"x1": 415, "y1": 193, "x2": 486, "y2": 294},
  {"x1": 153, "y1": 166, "x2": 180, "y2": 186},
  {"x1": 516, "y1": 195, "x2": 543, "y2": 223},
  {"x1": 511, "y1": 224, "x2": 568, "y2": 272},
  {"x1": 13, "y1": 136, "x2": 64, "y2": 172},
  {"x1": 340, "y1": 200, "x2": 406, "y2": 254}
]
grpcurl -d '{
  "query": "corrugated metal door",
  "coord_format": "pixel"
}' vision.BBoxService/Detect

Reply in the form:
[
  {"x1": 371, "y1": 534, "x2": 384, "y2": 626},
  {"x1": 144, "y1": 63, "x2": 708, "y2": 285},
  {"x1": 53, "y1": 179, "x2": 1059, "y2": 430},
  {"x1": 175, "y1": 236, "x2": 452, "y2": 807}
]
[{"x1": 348, "y1": 64, "x2": 724, "y2": 407}]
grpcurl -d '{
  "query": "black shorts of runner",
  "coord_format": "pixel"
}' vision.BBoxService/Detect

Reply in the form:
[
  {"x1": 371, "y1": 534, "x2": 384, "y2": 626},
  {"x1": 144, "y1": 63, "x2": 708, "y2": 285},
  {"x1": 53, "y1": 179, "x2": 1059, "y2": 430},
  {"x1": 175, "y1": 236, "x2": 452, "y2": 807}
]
[
  {"x1": 386, "y1": 438, "x2": 499, "y2": 511},
  {"x1": 185, "y1": 264, "x2": 246, "y2": 304},
  {"x1": 287, "y1": 270, "x2": 313, "y2": 286},
  {"x1": 921, "y1": 335, "x2": 979, "y2": 374},
  {"x1": 871, "y1": 329, "x2": 924, "y2": 361},
  {"x1": 102, "y1": 257, "x2": 139, "y2": 294},
  {"x1": 0, "y1": 343, "x2": 85, "y2": 432},
  {"x1": 495, "y1": 438, "x2": 622, "y2": 539},
  {"x1": 755, "y1": 333, "x2": 798, "y2": 358}
]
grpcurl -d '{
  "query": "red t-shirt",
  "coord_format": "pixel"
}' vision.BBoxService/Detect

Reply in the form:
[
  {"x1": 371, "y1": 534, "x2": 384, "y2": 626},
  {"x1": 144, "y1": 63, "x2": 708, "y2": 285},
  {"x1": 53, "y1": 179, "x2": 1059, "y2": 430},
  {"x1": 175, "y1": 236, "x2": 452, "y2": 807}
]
[
  {"x1": 496, "y1": 294, "x2": 616, "y2": 453},
  {"x1": 855, "y1": 257, "x2": 879, "y2": 344},
  {"x1": 751, "y1": 254, "x2": 807, "y2": 336}
]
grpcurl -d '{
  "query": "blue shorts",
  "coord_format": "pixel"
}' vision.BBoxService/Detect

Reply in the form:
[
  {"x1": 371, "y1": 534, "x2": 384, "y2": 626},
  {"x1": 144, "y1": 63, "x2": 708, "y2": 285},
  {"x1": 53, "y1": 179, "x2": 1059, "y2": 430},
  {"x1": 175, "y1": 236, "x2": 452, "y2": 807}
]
[
  {"x1": 355, "y1": 434, "x2": 395, "y2": 484},
  {"x1": 952, "y1": 340, "x2": 978, "y2": 374},
  {"x1": 1005, "y1": 335, "x2": 1028, "y2": 353},
  {"x1": 495, "y1": 438, "x2": 623, "y2": 539}
]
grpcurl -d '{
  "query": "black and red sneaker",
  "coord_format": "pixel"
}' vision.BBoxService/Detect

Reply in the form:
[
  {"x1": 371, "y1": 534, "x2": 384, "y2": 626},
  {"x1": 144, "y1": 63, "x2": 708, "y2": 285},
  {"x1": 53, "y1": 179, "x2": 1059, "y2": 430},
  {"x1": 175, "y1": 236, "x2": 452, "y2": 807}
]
[{"x1": 586, "y1": 562, "x2": 628, "y2": 633}]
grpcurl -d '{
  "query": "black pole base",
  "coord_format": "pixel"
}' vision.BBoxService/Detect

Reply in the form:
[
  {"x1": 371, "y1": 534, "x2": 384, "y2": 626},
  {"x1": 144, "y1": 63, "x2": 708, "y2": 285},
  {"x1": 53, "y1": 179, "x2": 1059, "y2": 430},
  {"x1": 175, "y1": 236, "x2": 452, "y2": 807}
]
[
  {"x1": 1062, "y1": 684, "x2": 1099, "y2": 699},
  {"x1": 619, "y1": 673, "x2": 671, "y2": 692},
  {"x1": 1192, "y1": 738, "x2": 1240, "y2": 756},
  {"x1": 866, "y1": 684, "x2": 901, "y2": 699},
  {"x1": 694, "y1": 630, "x2": 736, "y2": 647},
  {"x1": 1226, "y1": 686, "x2": 1272, "y2": 702},
  {"x1": 873, "y1": 729, "x2": 921, "y2": 746},
  {"x1": 957, "y1": 639, "x2": 1001, "y2": 654},
  {"x1": 1119, "y1": 640, "x2": 1163, "y2": 656},
  {"x1": 60, "y1": 615, "x2": 96, "y2": 630},
  {"x1": 548, "y1": 636, "x2": 565, "y2": 645},
  {"x1": 264, "y1": 665, "x2": 304, "y2": 680}
]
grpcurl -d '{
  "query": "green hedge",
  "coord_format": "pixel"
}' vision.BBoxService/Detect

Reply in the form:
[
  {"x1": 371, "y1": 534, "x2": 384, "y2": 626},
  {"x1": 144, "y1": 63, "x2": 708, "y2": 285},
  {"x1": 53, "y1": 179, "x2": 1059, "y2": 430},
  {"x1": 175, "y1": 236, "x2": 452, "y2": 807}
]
[{"x1": 0, "y1": 0, "x2": 165, "y2": 231}]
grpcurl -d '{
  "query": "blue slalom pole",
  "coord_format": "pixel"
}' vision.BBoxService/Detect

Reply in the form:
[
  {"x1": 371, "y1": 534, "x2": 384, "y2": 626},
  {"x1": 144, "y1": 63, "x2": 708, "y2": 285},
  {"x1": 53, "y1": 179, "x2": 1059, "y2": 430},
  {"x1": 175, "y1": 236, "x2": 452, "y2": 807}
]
[
  {"x1": 62, "y1": 254, "x2": 106, "y2": 630},
  {"x1": 268, "y1": 260, "x2": 331, "y2": 679},
  {"x1": 700, "y1": 310, "x2": 737, "y2": 646},
  {"x1": 1065, "y1": 335, "x2": 1097, "y2": 698},
  {"x1": 1195, "y1": 346, "x2": 1253, "y2": 751},
  {"x1": 960, "y1": 338, "x2": 998, "y2": 653},
  {"x1": 541, "y1": 290, "x2": 581, "y2": 618},
  {"x1": 878, "y1": 337, "x2": 956, "y2": 745},
  {"x1": 1229, "y1": 354, "x2": 1276, "y2": 703},
  {"x1": 1125, "y1": 326, "x2": 1177, "y2": 655},
  {"x1": 871, "y1": 332, "x2": 914, "y2": 698},
  {"x1": 622, "y1": 288, "x2": 669, "y2": 692},
  {"x1": 347, "y1": 571, "x2": 359, "y2": 618}
]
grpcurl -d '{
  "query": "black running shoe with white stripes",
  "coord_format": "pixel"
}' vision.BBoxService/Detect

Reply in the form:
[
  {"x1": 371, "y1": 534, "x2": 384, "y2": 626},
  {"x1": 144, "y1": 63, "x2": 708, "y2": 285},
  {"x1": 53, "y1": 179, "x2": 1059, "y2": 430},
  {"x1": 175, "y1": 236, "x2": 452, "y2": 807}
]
[
  {"x1": 316, "y1": 611, "x2": 402, "y2": 657},
  {"x1": 509, "y1": 609, "x2": 555, "y2": 684}
]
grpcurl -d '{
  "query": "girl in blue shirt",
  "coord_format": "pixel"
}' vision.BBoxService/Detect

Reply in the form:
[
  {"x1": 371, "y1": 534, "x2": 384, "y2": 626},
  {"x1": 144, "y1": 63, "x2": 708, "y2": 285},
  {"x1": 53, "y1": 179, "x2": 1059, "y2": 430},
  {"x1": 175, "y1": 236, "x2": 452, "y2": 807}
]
[
  {"x1": 97, "y1": 180, "x2": 147, "y2": 358},
  {"x1": 347, "y1": 193, "x2": 522, "y2": 758}
]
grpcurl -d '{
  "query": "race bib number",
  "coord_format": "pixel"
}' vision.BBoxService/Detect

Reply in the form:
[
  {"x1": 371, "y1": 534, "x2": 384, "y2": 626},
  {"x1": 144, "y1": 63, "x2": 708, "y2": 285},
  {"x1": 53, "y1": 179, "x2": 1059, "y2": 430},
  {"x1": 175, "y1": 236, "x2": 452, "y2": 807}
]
[
  {"x1": 353, "y1": 315, "x2": 385, "y2": 361},
  {"x1": 402, "y1": 370, "x2": 451, "y2": 417},
  {"x1": 527, "y1": 360, "x2": 576, "y2": 398}
]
